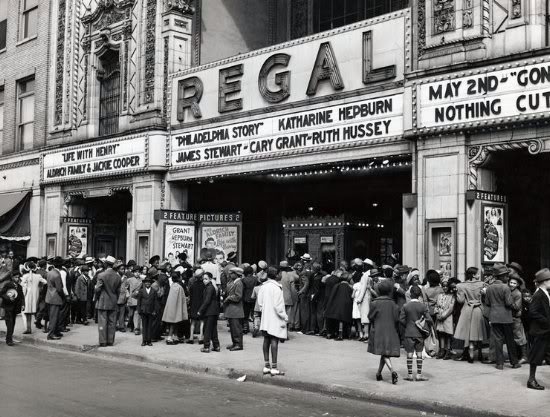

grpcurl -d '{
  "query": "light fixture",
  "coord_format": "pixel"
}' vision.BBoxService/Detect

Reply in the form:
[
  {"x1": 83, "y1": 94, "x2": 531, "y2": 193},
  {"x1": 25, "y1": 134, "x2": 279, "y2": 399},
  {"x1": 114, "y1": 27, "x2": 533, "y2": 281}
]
[
  {"x1": 372, "y1": 203, "x2": 378, "y2": 207},
  {"x1": 308, "y1": 206, "x2": 314, "y2": 212}
]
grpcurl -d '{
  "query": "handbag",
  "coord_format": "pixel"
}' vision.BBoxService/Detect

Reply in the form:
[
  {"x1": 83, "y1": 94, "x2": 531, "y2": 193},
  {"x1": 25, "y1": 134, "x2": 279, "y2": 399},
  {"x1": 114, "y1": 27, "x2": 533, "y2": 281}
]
[
  {"x1": 424, "y1": 326, "x2": 439, "y2": 357},
  {"x1": 415, "y1": 315, "x2": 430, "y2": 337}
]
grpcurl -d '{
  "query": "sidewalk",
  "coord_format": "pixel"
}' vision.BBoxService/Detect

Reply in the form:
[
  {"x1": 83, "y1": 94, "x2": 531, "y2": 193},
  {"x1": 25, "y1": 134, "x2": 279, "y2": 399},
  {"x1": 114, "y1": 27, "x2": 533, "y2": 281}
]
[{"x1": 1, "y1": 318, "x2": 548, "y2": 417}]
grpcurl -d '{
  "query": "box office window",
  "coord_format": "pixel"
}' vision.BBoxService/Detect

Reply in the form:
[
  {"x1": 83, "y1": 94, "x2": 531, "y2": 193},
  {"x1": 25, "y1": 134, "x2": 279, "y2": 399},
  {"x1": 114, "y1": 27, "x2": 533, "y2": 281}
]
[
  {"x1": 17, "y1": 77, "x2": 35, "y2": 150},
  {"x1": 20, "y1": 0, "x2": 38, "y2": 41},
  {"x1": 0, "y1": 0, "x2": 7, "y2": 50}
]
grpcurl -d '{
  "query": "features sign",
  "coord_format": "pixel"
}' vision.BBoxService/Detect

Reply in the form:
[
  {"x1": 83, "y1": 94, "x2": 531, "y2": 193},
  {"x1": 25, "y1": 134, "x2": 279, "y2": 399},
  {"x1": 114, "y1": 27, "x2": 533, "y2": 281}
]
[
  {"x1": 418, "y1": 61, "x2": 550, "y2": 129},
  {"x1": 482, "y1": 205, "x2": 506, "y2": 263},
  {"x1": 67, "y1": 225, "x2": 88, "y2": 258},
  {"x1": 154, "y1": 210, "x2": 242, "y2": 222},
  {"x1": 171, "y1": 95, "x2": 403, "y2": 168},
  {"x1": 164, "y1": 223, "x2": 196, "y2": 266},
  {"x1": 42, "y1": 137, "x2": 147, "y2": 183}
]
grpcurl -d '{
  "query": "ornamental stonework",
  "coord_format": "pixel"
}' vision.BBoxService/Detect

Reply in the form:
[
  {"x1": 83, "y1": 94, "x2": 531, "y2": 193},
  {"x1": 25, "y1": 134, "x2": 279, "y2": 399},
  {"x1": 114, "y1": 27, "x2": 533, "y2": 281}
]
[
  {"x1": 433, "y1": 0, "x2": 455, "y2": 34},
  {"x1": 144, "y1": 0, "x2": 157, "y2": 103}
]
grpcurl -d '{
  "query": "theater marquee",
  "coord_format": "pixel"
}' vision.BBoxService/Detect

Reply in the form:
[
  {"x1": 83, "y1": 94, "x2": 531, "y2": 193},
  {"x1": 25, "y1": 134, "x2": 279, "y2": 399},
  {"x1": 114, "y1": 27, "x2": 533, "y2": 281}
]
[
  {"x1": 171, "y1": 94, "x2": 403, "y2": 168},
  {"x1": 42, "y1": 136, "x2": 148, "y2": 184},
  {"x1": 417, "y1": 60, "x2": 550, "y2": 131}
]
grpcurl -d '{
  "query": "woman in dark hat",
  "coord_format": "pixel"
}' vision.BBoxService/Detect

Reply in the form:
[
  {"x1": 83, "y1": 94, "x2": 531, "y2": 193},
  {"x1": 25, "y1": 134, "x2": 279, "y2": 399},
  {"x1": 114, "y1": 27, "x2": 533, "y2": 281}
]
[
  {"x1": 21, "y1": 261, "x2": 46, "y2": 334},
  {"x1": 368, "y1": 279, "x2": 401, "y2": 384},
  {"x1": 324, "y1": 272, "x2": 353, "y2": 340}
]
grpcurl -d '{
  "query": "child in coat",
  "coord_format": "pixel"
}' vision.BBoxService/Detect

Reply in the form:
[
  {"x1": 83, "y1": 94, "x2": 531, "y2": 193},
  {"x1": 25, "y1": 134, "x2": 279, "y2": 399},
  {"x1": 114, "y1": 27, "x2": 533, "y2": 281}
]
[
  {"x1": 1, "y1": 272, "x2": 25, "y2": 346},
  {"x1": 399, "y1": 285, "x2": 432, "y2": 381},
  {"x1": 434, "y1": 277, "x2": 456, "y2": 360},
  {"x1": 136, "y1": 277, "x2": 160, "y2": 346}
]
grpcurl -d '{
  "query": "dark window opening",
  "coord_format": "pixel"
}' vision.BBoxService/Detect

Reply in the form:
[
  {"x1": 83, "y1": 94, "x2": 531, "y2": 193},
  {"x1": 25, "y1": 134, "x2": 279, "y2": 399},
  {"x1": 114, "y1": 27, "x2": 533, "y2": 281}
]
[{"x1": 98, "y1": 50, "x2": 121, "y2": 136}]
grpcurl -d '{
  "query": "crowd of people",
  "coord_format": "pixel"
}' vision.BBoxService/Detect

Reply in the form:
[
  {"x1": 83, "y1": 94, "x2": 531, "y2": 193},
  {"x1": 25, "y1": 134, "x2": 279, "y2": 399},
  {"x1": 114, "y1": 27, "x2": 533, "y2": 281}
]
[{"x1": 1, "y1": 250, "x2": 549, "y2": 388}]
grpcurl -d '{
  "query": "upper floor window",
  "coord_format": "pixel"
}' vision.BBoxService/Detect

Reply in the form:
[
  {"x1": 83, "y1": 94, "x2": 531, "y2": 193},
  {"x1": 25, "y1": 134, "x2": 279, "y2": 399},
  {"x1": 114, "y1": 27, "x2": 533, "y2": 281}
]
[
  {"x1": 0, "y1": 0, "x2": 7, "y2": 50},
  {"x1": 364, "y1": 0, "x2": 408, "y2": 19},
  {"x1": 98, "y1": 50, "x2": 121, "y2": 136},
  {"x1": 20, "y1": 0, "x2": 38, "y2": 41},
  {"x1": 17, "y1": 77, "x2": 35, "y2": 150},
  {"x1": 0, "y1": 86, "x2": 4, "y2": 151}
]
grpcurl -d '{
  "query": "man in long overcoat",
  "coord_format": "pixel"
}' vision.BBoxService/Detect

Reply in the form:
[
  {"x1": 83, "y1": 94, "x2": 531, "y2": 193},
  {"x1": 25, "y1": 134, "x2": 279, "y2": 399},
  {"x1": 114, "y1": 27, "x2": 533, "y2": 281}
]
[
  {"x1": 45, "y1": 257, "x2": 65, "y2": 340},
  {"x1": 95, "y1": 256, "x2": 121, "y2": 346},
  {"x1": 223, "y1": 267, "x2": 244, "y2": 350}
]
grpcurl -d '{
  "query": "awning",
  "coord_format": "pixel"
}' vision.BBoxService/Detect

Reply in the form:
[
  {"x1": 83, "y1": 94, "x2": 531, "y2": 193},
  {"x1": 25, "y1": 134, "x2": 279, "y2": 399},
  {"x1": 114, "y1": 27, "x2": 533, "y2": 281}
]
[{"x1": 0, "y1": 191, "x2": 31, "y2": 241}]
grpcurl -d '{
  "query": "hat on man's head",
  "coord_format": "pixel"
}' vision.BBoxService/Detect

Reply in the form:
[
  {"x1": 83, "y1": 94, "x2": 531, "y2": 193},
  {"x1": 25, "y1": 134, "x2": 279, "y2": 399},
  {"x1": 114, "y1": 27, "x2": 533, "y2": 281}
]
[
  {"x1": 535, "y1": 268, "x2": 550, "y2": 284},
  {"x1": 52, "y1": 256, "x2": 64, "y2": 268},
  {"x1": 157, "y1": 262, "x2": 170, "y2": 271},
  {"x1": 258, "y1": 260, "x2": 268, "y2": 270},
  {"x1": 300, "y1": 253, "x2": 312, "y2": 262},
  {"x1": 227, "y1": 251, "x2": 238, "y2": 262},
  {"x1": 38, "y1": 259, "x2": 47, "y2": 268},
  {"x1": 104, "y1": 255, "x2": 116, "y2": 266},
  {"x1": 194, "y1": 268, "x2": 205, "y2": 277},
  {"x1": 85, "y1": 256, "x2": 94, "y2": 264},
  {"x1": 396, "y1": 265, "x2": 411, "y2": 275},
  {"x1": 149, "y1": 255, "x2": 160, "y2": 265},
  {"x1": 279, "y1": 260, "x2": 289, "y2": 268},
  {"x1": 142, "y1": 276, "x2": 153, "y2": 283},
  {"x1": 148, "y1": 267, "x2": 159, "y2": 278},
  {"x1": 369, "y1": 268, "x2": 381, "y2": 278},
  {"x1": 127, "y1": 259, "x2": 137, "y2": 268},
  {"x1": 229, "y1": 267, "x2": 244, "y2": 276},
  {"x1": 507, "y1": 262, "x2": 524, "y2": 275},
  {"x1": 492, "y1": 263, "x2": 509, "y2": 277},
  {"x1": 352, "y1": 258, "x2": 363, "y2": 266},
  {"x1": 364, "y1": 258, "x2": 375, "y2": 267}
]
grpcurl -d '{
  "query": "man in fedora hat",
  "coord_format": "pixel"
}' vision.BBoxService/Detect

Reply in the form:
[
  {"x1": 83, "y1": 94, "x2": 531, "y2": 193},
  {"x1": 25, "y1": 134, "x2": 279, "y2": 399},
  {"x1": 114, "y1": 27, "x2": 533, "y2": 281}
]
[
  {"x1": 297, "y1": 254, "x2": 313, "y2": 334},
  {"x1": 94, "y1": 255, "x2": 122, "y2": 347},
  {"x1": 485, "y1": 263, "x2": 520, "y2": 370},
  {"x1": 223, "y1": 266, "x2": 245, "y2": 351},
  {"x1": 526, "y1": 268, "x2": 550, "y2": 390},
  {"x1": 45, "y1": 257, "x2": 65, "y2": 340}
]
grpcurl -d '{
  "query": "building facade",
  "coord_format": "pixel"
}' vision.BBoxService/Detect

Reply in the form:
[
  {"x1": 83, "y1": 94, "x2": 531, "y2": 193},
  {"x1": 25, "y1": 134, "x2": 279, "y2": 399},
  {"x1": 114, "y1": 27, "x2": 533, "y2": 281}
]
[{"x1": 1, "y1": 0, "x2": 549, "y2": 279}]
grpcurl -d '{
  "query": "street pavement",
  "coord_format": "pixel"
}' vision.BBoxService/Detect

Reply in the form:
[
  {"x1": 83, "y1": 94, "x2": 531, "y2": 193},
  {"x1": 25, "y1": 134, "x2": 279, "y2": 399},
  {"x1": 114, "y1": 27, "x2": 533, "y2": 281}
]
[
  {"x1": 1, "y1": 318, "x2": 549, "y2": 417},
  {"x1": 1, "y1": 344, "x2": 443, "y2": 417}
]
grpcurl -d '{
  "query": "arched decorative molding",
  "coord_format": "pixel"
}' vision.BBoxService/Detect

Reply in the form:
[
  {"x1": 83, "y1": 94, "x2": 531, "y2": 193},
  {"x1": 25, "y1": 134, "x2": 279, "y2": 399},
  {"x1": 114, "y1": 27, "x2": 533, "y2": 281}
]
[
  {"x1": 468, "y1": 139, "x2": 543, "y2": 190},
  {"x1": 108, "y1": 186, "x2": 133, "y2": 196}
]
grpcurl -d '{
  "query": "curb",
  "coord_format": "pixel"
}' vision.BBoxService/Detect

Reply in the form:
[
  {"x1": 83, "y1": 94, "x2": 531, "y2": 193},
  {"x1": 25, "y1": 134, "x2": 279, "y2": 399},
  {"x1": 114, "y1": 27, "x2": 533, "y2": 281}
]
[{"x1": 1, "y1": 331, "x2": 532, "y2": 417}]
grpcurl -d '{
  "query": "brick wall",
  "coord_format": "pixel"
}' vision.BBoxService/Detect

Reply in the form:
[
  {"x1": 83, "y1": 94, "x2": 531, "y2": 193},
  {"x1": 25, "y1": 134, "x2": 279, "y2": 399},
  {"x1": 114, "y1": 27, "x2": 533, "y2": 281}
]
[{"x1": 0, "y1": 0, "x2": 51, "y2": 156}]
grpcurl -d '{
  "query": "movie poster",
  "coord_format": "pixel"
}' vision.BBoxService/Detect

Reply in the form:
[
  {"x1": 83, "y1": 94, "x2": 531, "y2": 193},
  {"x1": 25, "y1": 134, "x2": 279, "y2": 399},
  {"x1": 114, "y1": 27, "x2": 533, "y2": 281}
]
[
  {"x1": 482, "y1": 205, "x2": 505, "y2": 263},
  {"x1": 164, "y1": 223, "x2": 195, "y2": 266},
  {"x1": 67, "y1": 226, "x2": 88, "y2": 258},
  {"x1": 199, "y1": 225, "x2": 240, "y2": 261}
]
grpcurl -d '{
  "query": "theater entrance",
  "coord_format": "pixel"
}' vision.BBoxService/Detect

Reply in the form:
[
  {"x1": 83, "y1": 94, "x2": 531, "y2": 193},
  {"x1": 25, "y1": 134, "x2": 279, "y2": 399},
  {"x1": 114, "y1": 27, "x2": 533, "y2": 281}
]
[
  {"x1": 185, "y1": 156, "x2": 411, "y2": 266},
  {"x1": 66, "y1": 190, "x2": 132, "y2": 259},
  {"x1": 478, "y1": 149, "x2": 550, "y2": 281}
]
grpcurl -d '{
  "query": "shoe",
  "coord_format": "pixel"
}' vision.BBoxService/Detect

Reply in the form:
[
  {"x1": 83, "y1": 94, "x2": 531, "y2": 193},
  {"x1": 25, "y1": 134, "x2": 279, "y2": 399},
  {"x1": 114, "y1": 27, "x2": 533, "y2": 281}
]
[
  {"x1": 147, "y1": 342, "x2": 153, "y2": 346},
  {"x1": 443, "y1": 351, "x2": 453, "y2": 360},
  {"x1": 229, "y1": 345, "x2": 243, "y2": 351},
  {"x1": 456, "y1": 351, "x2": 472, "y2": 362},
  {"x1": 263, "y1": 367, "x2": 271, "y2": 375},
  {"x1": 201, "y1": 348, "x2": 210, "y2": 353},
  {"x1": 99, "y1": 343, "x2": 107, "y2": 347},
  {"x1": 527, "y1": 379, "x2": 545, "y2": 390},
  {"x1": 62, "y1": 328, "x2": 70, "y2": 332},
  {"x1": 391, "y1": 372, "x2": 399, "y2": 385},
  {"x1": 305, "y1": 331, "x2": 315, "y2": 335},
  {"x1": 135, "y1": 331, "x2": 141, "y2": 336},
  {"x1": 22, "y1": 330, "x2": 32, "y2": 335},
  {"x1": 495, "y1": 364, "x2": 504, "y2": 370},
  {"x1": 166, "y1": 340, "x2": 175, "y2": 345},
  {"x1": 35, "y1": 321, "x2": 43, "y2": 329},
  {"x1": 510, "y1": 363, "x2": 521, "y2": 369},
  {"x1": 436, "y1": 350, "x2": 445, "y2": 359},
  {"x1": 141, "y1": 342, "x2": 147, "y2": 346},
  {"x1": 226, "y1": 344, "x2": 235, "y2": 350},
  {"x1": 186, "y1": 339, "x2": 194, "y2": 344},
  {"x1": 119, "y1": 329, "x2": 126, "y2": 333},
  {"x1": 336, "y1": 336, "x2": 343, "y2": 341},
  {"x1": 416, "y1": 375, "x2": 429, "y2": 381},
  {"x1": 47, "y1": 336, "x2": 61, "y2": 340},
  {"x1": 270, "y1": 368, "x2": 285, "y2": 376},
  {"x1": 375, "y1": 373, "x2": 383, "y2": 381},
  {"x1": 6, "y1": 341, "x2": 14, "y2": 346},
  {"x1": 212, "y1": 347, "x2": 220, "y2": 352},
  {"x1": 82, "y1": 321, "x2": 89, "y2": 326},
  {"x1": 404, "y1": 376, "x2": 414, "y2": 381},
  {"x1": 482, "y1": 360, "x2": 496, "y2": 365},
  {"x1": 519, "y1": 357, "x2": 528, "y2": 365},
  {"x1": 198, "y1": 339, "x2": 204, "y2": 344},
  {"x1": 43, "y1": 329, "x2": 49, "y2": 334},
  {"x1": 106, "y1": 343, "x2": 113, "y2": 347}
]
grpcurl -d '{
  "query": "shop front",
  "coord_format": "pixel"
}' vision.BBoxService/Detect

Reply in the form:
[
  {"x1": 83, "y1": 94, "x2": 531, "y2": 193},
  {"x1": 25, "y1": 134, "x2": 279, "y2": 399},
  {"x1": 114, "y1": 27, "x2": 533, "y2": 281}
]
[
  {"x1": 166, "y1": 10, "x2": 414, "y2": 265},
  {"x1": 413, "y1": 56, "x2": 550, "y2": 280},
  {"x1": 40, "y1": 132, "x2": 167, "y2": 261}
]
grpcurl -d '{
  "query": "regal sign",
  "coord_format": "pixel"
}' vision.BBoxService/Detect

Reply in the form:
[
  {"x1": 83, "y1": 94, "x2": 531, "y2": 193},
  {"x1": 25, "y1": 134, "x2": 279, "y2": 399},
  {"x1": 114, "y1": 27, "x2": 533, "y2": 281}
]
[
  {"x1": 171, "y1": 94, "x2": 403, "y2": 168},
  {"x1": 42, "y1": 137, "x2": 147, "y2": 183},
  {"x1": 418, "y1": 60, "x2": 550, "y2": 130},
  {"x1": 169, "y1": 11, "x2": 408, "y2": 123}
]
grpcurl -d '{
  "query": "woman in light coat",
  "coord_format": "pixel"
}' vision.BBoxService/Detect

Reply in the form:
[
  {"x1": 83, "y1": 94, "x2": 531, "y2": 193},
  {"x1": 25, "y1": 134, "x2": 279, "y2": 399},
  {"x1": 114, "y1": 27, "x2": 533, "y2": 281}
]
[
  {"x1": 21, "y1": 261, "x2": 46, "y2": 334},
  {"x1": 162, "y1": 272, "x2": 188, "y2": 344},
  {"x1": 258, "y1": 266, "x2": 288, "y2": 376}
]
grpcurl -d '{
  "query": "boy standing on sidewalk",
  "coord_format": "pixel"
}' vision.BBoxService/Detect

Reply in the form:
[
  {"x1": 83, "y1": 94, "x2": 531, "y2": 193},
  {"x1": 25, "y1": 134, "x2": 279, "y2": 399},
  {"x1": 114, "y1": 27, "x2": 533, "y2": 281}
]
[
  {"x1": 136, "y1": 276, "x2": 159, "y2": 346},
  {"x1": 400, "y1": 285, "x2": 432, "y2": 381},
  {"x1": 197, "y1": 272, "x2": 220, "y2": 353}
]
